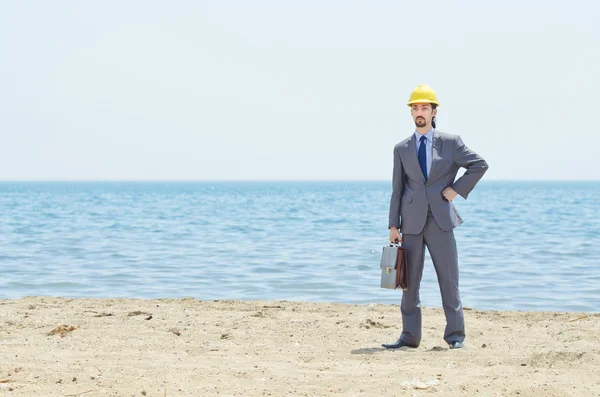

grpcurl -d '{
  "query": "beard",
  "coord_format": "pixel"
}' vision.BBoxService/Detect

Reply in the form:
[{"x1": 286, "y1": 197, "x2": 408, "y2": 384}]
[{"x1": 415, "y1": 118, "x2": 427, "y2": 128}]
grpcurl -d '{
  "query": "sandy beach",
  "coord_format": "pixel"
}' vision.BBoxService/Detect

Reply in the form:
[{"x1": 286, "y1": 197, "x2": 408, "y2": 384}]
[{"x1": 1, "y1": 297, "x2": 599, "y2": 396}]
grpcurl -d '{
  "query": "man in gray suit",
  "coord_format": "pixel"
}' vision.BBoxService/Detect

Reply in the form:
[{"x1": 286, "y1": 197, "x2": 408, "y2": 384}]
[{"x1": 383, "y1": 84, "x2": 489, "y2": 350}]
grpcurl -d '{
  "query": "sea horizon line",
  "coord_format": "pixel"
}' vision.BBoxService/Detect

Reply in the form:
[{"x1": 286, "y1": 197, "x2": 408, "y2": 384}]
[{"x1": 1, "y1": 179, "x2": 599, "y2": 183}]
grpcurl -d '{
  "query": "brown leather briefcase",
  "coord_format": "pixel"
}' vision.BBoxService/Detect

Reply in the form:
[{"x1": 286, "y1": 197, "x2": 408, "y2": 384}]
[{"x1": 380, "y1": 243, "x2": 408, "y2": 291}]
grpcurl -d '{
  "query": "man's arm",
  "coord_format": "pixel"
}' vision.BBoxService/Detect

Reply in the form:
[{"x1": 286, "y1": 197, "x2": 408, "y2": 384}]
[
  {"x1": 451, "y1": 135, "x2": 489, "y2": 199},
  {"x1": 388, "y1": 146, "x2": 404, "y2": 229}
]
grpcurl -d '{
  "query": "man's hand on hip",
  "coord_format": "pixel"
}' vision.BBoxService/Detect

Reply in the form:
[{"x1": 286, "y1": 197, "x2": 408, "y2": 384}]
[
  {"x1": 389, "y1": 227, "x2": 402, "y2": 244},
  {"x1": 442, "y1": 187, "x2": 458, "y2": 202}
]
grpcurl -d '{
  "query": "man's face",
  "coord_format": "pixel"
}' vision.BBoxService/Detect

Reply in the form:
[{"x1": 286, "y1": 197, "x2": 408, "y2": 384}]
[{"x1": 410, "y1": 103, "x2": 437, "y2": 128}]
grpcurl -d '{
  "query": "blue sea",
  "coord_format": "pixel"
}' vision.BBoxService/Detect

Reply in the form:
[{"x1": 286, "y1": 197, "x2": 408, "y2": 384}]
[{"x1": 1, "y1": 181, "x2": 599, "y2": 312}]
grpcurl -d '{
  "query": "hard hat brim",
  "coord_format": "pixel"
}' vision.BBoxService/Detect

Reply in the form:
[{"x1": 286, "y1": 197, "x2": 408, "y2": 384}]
[{"x1": 407, "y1": 100, "x2": 440, "y2": 107}]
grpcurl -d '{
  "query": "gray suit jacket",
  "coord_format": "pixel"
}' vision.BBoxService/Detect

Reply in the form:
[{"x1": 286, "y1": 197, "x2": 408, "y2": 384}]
[{"x1": 388, "y1": 130, "x2": 489, "y2": 234}]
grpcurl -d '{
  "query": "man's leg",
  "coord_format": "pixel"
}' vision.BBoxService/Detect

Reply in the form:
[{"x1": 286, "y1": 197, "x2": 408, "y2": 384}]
[
  {"x1": 423, "y1": 216, "x2": 465, "y2": 344},
  {"x1": 399, "y1": 232, "x2": 426, "y2": 346}
]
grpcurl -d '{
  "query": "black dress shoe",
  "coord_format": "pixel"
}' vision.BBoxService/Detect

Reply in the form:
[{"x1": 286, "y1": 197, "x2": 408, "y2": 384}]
[{"x1": 382, "y1": 338, "x2": 418, "y2": 349}]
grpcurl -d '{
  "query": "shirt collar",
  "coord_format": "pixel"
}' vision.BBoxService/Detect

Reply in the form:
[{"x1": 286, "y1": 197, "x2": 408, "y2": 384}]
[{"x1": 414, "y1": 127, "x2": 434, "y2": 143}]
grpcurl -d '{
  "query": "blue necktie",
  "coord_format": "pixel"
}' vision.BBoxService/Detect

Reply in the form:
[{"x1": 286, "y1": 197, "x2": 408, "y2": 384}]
[{"x1": 418, "y1": 135, "x2": 428, "y2": 181}]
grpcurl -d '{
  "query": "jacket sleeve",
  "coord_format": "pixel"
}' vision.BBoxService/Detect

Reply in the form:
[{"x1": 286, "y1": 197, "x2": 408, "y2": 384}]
[
  {"x1": 388, "y1": 146, "x2": 404, "y2": 229},
  {"x1": 451, "y1": 135, "x2": 489, "y2": 199}
]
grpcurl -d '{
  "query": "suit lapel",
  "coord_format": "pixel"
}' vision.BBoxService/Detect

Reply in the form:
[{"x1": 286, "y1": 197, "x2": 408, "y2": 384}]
[
  {"x1": 428, "y1": 129, "x2": 443, "y2": 182},
  {"x1": 404, "y1": 134, "x2": 426, "y2": 183}
]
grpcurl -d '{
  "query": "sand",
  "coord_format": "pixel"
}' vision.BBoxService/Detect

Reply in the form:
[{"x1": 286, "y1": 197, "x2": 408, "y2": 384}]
[{"x1": 1, "y1": 297, "x2": 599, "y2": 397}]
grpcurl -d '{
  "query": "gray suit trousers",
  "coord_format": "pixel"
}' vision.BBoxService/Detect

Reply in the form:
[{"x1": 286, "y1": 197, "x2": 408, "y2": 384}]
[{"x1": 400, "y1": 211, "x2": 465, "y2": 346}]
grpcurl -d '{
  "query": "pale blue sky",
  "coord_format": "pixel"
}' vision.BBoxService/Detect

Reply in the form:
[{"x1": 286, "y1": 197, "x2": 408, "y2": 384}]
[{"x1": 1, "y1": 1, "x2": 598, "y2": 181}]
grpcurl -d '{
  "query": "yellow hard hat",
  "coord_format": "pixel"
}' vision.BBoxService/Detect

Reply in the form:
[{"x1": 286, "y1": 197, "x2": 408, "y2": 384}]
[{"x1": 407, "y1": 84, "x2": 440, "y2": 107}]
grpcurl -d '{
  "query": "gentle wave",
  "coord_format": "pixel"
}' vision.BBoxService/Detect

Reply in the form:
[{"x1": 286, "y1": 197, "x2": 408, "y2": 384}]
[{"x1": 1, "y1": 181, "x2": 599, "y2": 312}]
